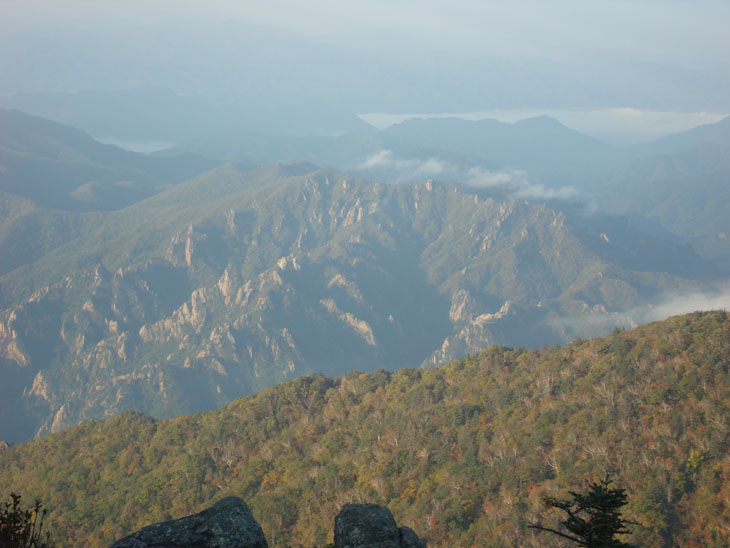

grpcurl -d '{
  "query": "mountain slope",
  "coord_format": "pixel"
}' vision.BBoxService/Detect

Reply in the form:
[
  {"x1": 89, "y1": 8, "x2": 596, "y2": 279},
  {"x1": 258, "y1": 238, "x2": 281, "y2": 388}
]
[
  {"x1": 0, "y1": 192, "x2": 106, "y2": 277},
  {"x1": 1, "y1": 311, "x2": 729, "y2": 547},
  {"x1": 631, "y1": 115, "x2": 730, "y2": 156},
  {"x1": 382, "y1": 115, "x2": 623, "y2": 181},
  {"x1": 169, "y1": 115, "x2": 624, "y2": 188},
  {"x1": 0, "y1": 108, "x2": 217, "y2": 211},
  {"x1": 598, "y1": 142, "x2": 730, "y2": 269},
  {"x1": 0, "y1": 163, "x2": 721, "y2": 442},
  {"x1": 162, "y1": 114, "x2": 730, "y2": 272}
]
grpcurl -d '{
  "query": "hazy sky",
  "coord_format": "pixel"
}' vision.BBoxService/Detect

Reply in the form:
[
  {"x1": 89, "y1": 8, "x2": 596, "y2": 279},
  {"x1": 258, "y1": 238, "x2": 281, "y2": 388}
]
[
  {"x1": 2, "y1": 0, "x2": 729, "y2": 123},
  {"x1": 4, "y1": 0, "x2": 729, "y2": 69}
]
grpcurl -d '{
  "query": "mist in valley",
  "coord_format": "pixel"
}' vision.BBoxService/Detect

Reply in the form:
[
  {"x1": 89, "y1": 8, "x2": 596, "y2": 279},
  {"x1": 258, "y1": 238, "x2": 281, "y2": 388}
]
[{"x1": 1, "y1": 4, "x2": 730, "y2": 545}]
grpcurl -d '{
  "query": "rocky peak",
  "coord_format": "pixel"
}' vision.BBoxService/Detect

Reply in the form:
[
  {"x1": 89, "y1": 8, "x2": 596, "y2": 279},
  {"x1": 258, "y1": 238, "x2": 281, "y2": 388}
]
[
  {"x1": 108, "y1": 499, "x2": 427, "y2": 548},
  {"x1": 109, "y1": 497, "x2": 268, "y2": 548},
  {"x1": 334, "y1": 504, "x2": 426, "y2": 548}
]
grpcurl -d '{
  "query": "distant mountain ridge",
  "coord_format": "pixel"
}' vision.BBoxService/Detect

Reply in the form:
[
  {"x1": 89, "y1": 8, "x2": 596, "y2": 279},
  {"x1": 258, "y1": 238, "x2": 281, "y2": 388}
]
[
  {"x1": 161, "y1": 112, "x2": 730, "y2": 270},
  {"x1": 600, "y1": 139, "x2": 730, "y2": 268},
  {"x1": 0, "y1": 161, "x2": 721, "y2": 442},
  {"x1": 381, "y1": 115, "x2": 622, "y2": 181},
  {"x1": 0, "y1": 89, "x2": 373, "y2": 143},
  {"x1": 0, "y1": 108, "x2": 217, "y2": 211},
  {"x1": 166, "y1": 114, "x2": 620, "y2": 187},
  {"x1": 630, "y1": 114, "x2": 730, "y2": 155},
  {"x1": 1, "y1": 311, "x2": 728, "y2": 547}
]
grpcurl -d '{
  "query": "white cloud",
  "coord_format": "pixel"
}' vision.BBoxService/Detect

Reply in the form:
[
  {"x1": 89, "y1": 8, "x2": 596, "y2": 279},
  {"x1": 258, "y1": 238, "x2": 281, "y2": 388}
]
[
  {"x1": 360, "y1": 149, "x2": 395, "y2": 169},
  {"x1": 464, "y1": 167, "x2": 577, "y2": 201},
  {"x1": 514, "y1": 183, "x2": 577, "y2": 201},
  {"x1": 465, "y1": 167, "x2": 524, "y2": 187},
  {"x1": 550, "y1": 285, "x2": 730, "y2": 338},
  {"x1": 358, "y1": 149, "x2": 453, "y2": 181},
  {"x1": 643, "y1": 289, "x2": 730, "y2": 322},
  {"x1": 357, "y1": 160, "x2": 580, "y2": 199},
  {"x1": 418, "y1": 157, "x2": 447, "y2": 175}
]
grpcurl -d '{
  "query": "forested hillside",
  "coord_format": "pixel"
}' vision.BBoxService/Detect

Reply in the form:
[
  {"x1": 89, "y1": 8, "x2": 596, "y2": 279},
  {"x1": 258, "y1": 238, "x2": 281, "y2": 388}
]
[
  {"x1": 1, "y1": 161, "x2": 718, "y2": 442},
  {"x1": 1, "y1": 311, "x2": 728, "y2": 547}
]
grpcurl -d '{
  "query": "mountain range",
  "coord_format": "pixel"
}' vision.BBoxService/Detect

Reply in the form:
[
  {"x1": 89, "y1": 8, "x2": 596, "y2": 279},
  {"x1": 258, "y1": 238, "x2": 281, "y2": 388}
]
[
  {"x1": 162, "y1": 110, "x2": 730, "y2": 268},
  {"x1": 0, "y1": 108, "x2": 727, "y2": 444},
  {"x1": 1, "y1": 311, "x2": 728, "y2": 547},
  {"x1": 0, "y1": 108, "x2": 215, "y2": 211},
  {"x1": 3, "y1": 9, "x2": 729, "y2": 548}
]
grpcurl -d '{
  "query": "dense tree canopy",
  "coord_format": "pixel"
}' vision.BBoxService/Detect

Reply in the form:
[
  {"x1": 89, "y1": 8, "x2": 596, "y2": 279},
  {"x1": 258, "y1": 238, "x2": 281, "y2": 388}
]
[{"x1": 0, "y1": 311, "x2": 729, "y2": 547}]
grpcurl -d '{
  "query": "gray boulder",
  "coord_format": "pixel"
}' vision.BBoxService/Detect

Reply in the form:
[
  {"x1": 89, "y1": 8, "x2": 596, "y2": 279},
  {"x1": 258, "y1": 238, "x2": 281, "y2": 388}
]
[
  {"x1": 334, "y1": 504, "x2": 426, "y2": 548},
  {"x1": 109, "y1": 496, "x2": 268, "y2": 548},
  {"x1": 398, "y1": 526, "x2": 427, "y2": 548}
]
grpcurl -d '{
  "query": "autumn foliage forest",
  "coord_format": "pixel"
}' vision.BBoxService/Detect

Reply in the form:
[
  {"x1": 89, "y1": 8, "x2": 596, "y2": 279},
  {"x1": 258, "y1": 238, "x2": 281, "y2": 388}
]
[{"x1": 0, "y1": 311, "x2": 728, "y2": 547}]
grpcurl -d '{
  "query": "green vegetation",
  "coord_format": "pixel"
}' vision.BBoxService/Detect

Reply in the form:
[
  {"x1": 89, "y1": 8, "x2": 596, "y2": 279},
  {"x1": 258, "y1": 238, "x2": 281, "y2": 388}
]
[
  {"x1": 0, "y1": 493, "x2": 55, "y2": 548},
  {"x1": 531, "y1": 475, "x2": 635, "y2": 547},
  {"x1": 1, "y1": 311, "x2": 728, "y2": 546},
  {"x1": 599, "y1": 143, "x2": 730, "y2": 269},
  {"x1": 1, "y1": 162, "x2": 716, "y2": 442}
]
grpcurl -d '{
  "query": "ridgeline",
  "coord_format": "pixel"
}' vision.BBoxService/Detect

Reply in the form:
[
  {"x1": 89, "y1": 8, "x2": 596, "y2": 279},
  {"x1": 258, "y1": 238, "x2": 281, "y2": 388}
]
[{"x1": 1, "y1": 311, "x2": 729, "y2": 547}]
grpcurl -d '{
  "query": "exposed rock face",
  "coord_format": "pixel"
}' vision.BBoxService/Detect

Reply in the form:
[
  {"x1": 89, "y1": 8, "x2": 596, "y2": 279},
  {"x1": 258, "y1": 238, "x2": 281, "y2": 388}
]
[
  {"x1": 109, "y1": 497, "x2": 268, "y2": 548},
  {"x1": 397, "y1": 527, "x2": 426, "y2": 548},
  {"x1": 108, "y1": 499, "x2": 425, "y2": 548},
  {"x1": 334, "y1": 504, "x2": 426, "y2": 548},
  {"x1": 3, "y1": 166, "x2": 709, "y2": 444}
]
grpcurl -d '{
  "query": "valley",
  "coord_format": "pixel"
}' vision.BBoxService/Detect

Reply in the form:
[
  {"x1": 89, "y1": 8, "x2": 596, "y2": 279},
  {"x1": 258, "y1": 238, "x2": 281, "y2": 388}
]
[
  {"x1": 1, "y1": 311, "x2": 728, "y2": 546},
  {"x1": 1, "y1": 8, "x2": 728, "y2": 545},
  {"x1": 1, "y1": 133, "x2": 724, "y2": 441}
]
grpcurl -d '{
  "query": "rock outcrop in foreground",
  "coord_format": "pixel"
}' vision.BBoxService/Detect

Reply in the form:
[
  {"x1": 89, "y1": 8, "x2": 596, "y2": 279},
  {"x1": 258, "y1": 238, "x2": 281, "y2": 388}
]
[
  {"x1": 109, "y1": 499, "x2": 427, "y2": 548},
  {"x1": 334, "y1": 504, "x2": 426, "y2": 548},
  {"x1": 109, "y1": 497, "x2": 268, "y2": 548}
]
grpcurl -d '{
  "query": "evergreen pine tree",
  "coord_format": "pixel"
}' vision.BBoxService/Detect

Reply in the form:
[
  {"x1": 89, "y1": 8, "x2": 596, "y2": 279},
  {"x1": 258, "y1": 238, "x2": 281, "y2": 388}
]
[{"x1": 530, "y1": 475, "x2": 635, "y2": 547}]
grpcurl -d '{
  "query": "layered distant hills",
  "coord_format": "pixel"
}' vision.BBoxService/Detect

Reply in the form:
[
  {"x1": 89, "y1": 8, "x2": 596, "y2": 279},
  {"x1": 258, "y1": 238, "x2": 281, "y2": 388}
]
[
  {"x1": 0, "y1": 108, "x2": 727, "y2": 443},
  {"x1": 163, "y1": 110, "x2": 730, "y2": 267},
  {"x1": 0, "y1": 109, "x2": 216, "y2": 211},
  {"x1": 0, "y1": 89, "x2": 372, "y2": 143},
  {"x1": 1, "y1": 311, "x2": 728, "y2": 547}
]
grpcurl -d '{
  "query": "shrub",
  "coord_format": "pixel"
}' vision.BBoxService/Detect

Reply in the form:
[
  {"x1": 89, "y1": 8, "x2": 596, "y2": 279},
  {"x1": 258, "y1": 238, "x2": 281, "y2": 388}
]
[{"x1": 0, "y1": 493, "x2": 54, "y2": 548}]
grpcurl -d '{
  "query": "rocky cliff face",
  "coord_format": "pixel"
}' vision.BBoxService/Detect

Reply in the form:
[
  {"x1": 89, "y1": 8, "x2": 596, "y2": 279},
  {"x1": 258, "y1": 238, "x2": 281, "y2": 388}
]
[
  {"x1": 0, "y1": 166, "x2": 716, "y2": 441},
  {"x1": 108, "y1": 499, "x2": 426, "y2": 548}
]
